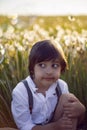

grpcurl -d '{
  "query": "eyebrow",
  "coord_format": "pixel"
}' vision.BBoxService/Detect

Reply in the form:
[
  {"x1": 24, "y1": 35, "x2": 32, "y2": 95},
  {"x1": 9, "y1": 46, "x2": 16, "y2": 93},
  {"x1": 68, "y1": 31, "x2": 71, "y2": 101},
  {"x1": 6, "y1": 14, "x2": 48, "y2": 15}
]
[{"x1": 52, "y1": 59, "x2": 60, "y2": 62}]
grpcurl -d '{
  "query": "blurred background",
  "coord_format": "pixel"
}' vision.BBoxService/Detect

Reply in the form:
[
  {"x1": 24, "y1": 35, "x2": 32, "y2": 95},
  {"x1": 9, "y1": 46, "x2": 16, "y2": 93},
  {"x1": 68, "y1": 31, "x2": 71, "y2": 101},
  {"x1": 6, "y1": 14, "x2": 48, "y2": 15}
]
[
  {"x1": 0, "y1": 0, "x2": 87, "y2": 15},
  {"x1": 0, "y1": 0, "x2": 87, "y2": 129}
]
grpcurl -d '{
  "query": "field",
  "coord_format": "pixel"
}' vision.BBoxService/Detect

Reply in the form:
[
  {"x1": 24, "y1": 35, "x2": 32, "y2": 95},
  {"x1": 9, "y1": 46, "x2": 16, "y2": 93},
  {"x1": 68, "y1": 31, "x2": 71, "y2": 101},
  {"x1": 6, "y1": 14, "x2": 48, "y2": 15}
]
[{"x1": 0, "y1": 15, "x2": 87, "y2": 128}]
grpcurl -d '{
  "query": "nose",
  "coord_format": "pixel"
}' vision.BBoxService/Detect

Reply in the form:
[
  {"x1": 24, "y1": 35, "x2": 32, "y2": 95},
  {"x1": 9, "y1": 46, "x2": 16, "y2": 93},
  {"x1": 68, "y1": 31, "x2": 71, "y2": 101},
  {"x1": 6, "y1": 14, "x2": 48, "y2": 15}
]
[{"x1": 45, "y1": 66, "x2": 53, "y2": 74}]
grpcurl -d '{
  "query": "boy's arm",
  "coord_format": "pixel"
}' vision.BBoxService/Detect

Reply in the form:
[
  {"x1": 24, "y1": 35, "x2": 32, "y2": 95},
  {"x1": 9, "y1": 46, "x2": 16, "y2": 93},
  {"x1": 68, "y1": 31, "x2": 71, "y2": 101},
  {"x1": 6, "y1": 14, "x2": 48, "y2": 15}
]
[
  {"x1": 32, "y1": 116, "x2": 73, "y2": 130},
  {"x1": 53, "y1": 93, "x2": 86, "y2": 124},
  {"x1": 52, "y1": 93, "x2": 86, "y2": 130},
  {"x1": 63, "y1": 93, "x2": 86, "y2": 124},
  {"x1": 64, "y1": 99, "x2": 86, "y2": 124}
]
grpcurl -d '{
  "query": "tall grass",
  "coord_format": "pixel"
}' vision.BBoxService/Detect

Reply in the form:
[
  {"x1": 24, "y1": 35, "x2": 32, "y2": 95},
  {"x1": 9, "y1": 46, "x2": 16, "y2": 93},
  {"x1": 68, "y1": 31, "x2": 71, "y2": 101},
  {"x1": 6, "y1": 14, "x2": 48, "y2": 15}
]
[
  {"x1": 0, "y1": 15, "x2": 87, "y2": 127},
  {"x1": 62, "y1": 53, "x2": 87, "y2": 106}
]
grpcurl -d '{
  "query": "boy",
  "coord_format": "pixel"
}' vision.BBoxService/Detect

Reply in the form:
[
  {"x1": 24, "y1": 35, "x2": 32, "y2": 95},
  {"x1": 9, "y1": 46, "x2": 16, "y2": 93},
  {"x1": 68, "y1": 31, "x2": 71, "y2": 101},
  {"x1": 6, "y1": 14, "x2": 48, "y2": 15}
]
[{"x1": 11, "y1": 40, "x2": 85, "y2": 130}]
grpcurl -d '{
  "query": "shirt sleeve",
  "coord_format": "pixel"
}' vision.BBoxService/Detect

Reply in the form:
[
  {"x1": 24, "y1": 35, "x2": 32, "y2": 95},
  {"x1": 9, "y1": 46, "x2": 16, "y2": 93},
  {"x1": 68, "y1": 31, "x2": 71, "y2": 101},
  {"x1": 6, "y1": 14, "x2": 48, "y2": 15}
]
[
  {"x1": 11, "y1": 82, "x2": 36, "y2": 130},
  {"x1": 58, "y1": 79, "x2": 69, "y2": 94}
]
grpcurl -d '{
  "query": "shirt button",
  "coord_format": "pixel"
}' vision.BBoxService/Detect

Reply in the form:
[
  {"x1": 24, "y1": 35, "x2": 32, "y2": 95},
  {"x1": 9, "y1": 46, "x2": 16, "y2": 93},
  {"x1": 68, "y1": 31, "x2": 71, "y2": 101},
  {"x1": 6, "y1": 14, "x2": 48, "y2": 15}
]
[{"x1": 46, "y1": 118, "x2": 48, "y2": 122}]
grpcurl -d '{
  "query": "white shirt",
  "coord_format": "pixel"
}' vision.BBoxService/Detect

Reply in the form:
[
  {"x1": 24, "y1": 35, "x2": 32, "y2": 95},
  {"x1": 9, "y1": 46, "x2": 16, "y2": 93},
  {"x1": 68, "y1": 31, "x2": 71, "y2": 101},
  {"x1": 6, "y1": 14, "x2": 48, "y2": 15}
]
[{"x1": 11, "y1": 76, "x2": 69, "y2": 130}]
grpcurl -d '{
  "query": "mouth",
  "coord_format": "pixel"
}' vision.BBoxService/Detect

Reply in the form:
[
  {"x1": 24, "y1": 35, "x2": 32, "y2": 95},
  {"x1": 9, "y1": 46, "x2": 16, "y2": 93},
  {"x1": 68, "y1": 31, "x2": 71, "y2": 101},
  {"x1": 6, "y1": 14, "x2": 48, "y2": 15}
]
[{"x1": 43, "y1": 77, "x2": 54, "y2": 81}]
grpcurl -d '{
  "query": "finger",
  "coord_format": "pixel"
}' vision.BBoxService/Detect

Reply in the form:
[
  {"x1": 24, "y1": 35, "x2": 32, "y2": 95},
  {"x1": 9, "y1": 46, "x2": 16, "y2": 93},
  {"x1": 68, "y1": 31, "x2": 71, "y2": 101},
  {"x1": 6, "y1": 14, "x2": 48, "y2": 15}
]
[{"x1": 63, "y1": 120, "x2": 73, "y2": 129}]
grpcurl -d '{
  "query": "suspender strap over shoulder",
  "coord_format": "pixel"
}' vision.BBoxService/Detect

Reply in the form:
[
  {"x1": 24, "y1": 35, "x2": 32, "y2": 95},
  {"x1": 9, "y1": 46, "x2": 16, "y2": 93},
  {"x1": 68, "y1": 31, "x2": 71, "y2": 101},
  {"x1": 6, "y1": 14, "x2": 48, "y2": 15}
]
[
  {"x1": 22, "y1": 80, "x2": 33, "y2": 114},
  {"x1": 56, "y1": 82, "x2": 62, "y2": 101},
  {"x1": 22, "y1": 80, "x2": 62, "y2": 115}
]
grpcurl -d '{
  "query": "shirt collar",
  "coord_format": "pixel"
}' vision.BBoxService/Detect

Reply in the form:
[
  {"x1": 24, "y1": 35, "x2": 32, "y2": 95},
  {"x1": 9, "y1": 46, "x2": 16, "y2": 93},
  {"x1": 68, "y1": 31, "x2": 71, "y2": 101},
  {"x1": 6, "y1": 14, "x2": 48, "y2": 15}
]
[
  {"x1": 26, "y1": 76, "x2": 38, "y2": 92},
  {"x1": 26, "y1": 76, "x2": 57, "y2": 94}
]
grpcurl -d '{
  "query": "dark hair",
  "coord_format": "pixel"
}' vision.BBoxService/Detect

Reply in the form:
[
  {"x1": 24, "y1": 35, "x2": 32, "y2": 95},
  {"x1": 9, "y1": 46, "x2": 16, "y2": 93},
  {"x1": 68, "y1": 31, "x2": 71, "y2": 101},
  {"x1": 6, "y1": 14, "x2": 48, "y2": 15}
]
[{"x1": 28, "y1": 40, "x2": 67, "y2": 78}]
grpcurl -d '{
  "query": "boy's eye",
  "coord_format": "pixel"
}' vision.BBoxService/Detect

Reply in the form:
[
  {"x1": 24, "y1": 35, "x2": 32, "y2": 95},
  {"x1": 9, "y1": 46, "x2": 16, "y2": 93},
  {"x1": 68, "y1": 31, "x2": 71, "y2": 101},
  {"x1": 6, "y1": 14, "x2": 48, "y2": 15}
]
[
  {"x1": 38, "y1": 63, "x2": 46, "y2": 68},
  {"x1": 52, "y1": 64, "x2": 60, "y2": 68}
]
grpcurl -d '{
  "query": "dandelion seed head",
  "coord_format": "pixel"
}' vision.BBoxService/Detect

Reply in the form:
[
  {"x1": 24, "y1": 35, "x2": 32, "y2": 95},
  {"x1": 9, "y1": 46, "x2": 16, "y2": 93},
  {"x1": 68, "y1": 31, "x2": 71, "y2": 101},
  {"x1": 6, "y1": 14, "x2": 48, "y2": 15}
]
[{"x1": 0, "y1": 44, "x2": 5, "y2": 64}]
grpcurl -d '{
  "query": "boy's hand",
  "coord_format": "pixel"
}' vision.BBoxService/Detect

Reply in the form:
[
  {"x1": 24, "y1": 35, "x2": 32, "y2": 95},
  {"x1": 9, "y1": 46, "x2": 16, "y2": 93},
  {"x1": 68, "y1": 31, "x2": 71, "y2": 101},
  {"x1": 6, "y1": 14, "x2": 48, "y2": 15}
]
[
  {"x1": 63, "y1": 94, "x2": 86, "y2": 118},
  {"x1": 53, "y1": 93, "x2": 78, "y2": 121},
  {"x1": 55, "y1": 114, "x2": 73, "y2": 130}
]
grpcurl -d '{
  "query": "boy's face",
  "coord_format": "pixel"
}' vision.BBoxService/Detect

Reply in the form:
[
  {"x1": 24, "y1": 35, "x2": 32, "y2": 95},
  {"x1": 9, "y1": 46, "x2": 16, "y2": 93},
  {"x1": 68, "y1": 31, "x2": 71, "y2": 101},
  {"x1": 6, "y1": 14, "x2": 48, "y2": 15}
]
[{"x1": 33, "y1": 59, "x2": 61, "y2": 89}]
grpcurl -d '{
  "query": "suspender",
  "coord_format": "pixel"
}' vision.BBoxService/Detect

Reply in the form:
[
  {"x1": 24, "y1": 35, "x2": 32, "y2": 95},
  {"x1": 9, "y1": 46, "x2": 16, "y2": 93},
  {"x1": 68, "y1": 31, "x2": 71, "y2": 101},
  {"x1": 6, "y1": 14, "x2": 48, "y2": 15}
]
[
  {"x1": 22, "y1": 80, "x2": 33, "y2": 114},
  {"x1": 22, "y1": 79, "x2": 62, "y2": 114},
  {"x1": 56, "y1": 82, "x2": 62, "y2": 102}
]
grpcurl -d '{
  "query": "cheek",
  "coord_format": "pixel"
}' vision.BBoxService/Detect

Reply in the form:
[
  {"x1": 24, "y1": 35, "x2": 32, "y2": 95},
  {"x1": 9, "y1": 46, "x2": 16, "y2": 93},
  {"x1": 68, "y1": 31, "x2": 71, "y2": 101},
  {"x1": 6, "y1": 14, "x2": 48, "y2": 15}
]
[
  {"x1": 34, "y1": 71, "x2": 40, "y2": 77},
  {"x1": 34, "y1": 68, "x2": 42, "y2": 79},
  {"x1": 55, "y1": 69, "x2": 61, "y2": 78},
  {"x1": 56, "y1": 73, "x2": 60, "y2": 78}
]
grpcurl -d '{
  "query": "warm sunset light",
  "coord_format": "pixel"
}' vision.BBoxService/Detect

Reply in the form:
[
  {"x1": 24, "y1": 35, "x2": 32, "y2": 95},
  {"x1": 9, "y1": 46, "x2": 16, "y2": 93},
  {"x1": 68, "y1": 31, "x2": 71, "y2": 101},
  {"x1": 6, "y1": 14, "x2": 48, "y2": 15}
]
[{"x1": 0, "y1": 0, "x2": 87, "y2": 129}]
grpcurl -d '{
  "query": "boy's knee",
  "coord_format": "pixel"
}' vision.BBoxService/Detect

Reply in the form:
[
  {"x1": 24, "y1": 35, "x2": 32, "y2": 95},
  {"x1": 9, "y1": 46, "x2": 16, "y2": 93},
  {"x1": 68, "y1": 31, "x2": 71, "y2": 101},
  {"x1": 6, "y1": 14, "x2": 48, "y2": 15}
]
[
  {"x1": 58, "y1": 94, "x2": 70, "y2": 105},
  {"x1": 59, "y1": 93, "x2": 78, "y2": 104}
]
